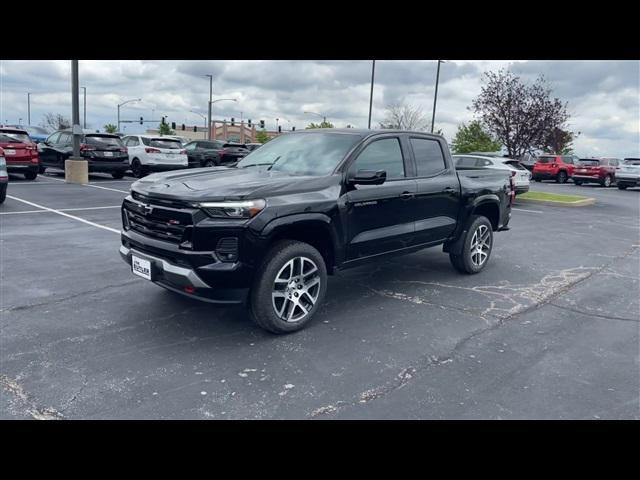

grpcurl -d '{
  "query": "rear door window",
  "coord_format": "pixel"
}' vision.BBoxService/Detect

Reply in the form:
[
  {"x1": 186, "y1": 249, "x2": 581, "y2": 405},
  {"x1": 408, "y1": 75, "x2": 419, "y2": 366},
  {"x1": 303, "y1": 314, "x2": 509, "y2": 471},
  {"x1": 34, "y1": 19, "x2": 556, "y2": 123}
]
[
  {"x1": 47, "y1": 132, "x2": 61, "y2": 144},
  {"x1": 410, "y1": 137, "x2": 447, "y2": 176},
  {"x1": 453, "y1": 156, "x2": 478, "y2": 167}
]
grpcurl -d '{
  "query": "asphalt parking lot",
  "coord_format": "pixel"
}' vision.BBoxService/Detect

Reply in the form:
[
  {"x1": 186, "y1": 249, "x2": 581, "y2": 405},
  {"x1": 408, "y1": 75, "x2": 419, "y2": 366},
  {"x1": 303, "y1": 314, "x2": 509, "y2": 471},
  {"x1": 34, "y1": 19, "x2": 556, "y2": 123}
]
[{"x1": 1, "y1": 171, "x2": 638, "y2": 419}]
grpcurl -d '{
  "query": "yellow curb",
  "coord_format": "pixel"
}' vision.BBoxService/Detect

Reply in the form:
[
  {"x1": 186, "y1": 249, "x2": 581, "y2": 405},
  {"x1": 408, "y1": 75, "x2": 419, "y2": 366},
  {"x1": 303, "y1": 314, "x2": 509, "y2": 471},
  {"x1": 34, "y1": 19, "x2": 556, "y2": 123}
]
[{"x1": 515, "y1": 197, "x2": 595, "y2": 207}]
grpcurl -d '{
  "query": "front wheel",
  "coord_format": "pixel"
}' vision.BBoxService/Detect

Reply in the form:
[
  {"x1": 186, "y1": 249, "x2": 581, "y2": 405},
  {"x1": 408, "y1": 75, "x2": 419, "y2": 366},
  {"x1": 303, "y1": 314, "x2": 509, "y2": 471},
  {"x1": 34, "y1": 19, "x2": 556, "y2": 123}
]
[
  {"x1": 203, "y1": 160, "x2": 215, "y2": 168},
  {"x1": 249, "y1": 240, "x2": 327, "y2": 334},
  {"x1": 111, "y1": 171, "x2": 125, "y2": 179},
  {"x1": 24, "y1": 170, "x2": 38, "y2": 180},
  {"x1": 449, "y1": 215, "x2": 494, "y2": 274},
  {"x1": 618, "y1": 184, "x2": 628, "y2": 190},
  {"x1": 574, "y1": 180, "x2": 583, "y2": 186},
  {"x1": 602, "y1": 175, "x2": 612, "y2": 187},
  {"x1": 556, "y1": 171, "x2": 568, "y2": 183},
  {"x1": 39, "y1": 166, "x2": 46, "y2": 174}
]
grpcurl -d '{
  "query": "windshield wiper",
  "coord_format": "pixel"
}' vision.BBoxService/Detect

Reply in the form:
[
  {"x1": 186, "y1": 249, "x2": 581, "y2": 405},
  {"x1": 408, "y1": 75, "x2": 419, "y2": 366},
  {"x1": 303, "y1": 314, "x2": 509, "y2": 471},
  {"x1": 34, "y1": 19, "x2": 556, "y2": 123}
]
[{"x1": 241, "y1": 156, "x2": 282, "y2": 169}]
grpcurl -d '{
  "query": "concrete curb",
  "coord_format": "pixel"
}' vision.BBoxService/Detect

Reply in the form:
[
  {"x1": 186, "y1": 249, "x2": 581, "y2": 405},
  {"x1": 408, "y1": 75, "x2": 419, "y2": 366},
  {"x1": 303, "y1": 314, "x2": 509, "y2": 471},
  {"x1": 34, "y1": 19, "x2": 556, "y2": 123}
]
[{"x1": 516, "y1": 197, "x2": 595, "y2": 207}]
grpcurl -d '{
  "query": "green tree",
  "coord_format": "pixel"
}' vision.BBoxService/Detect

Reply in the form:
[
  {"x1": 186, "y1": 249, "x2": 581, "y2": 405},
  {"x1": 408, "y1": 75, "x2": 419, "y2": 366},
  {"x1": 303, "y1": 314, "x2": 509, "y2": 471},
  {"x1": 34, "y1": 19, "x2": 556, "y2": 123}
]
[
  {"x1": 305, "y1": 121, "x2": 334, "y2": 129},
  {"x1": 158, "y1": 122, "x2": 175, "y2": 135},
  {"x1": 255, "y1": 130, "x2": 270, "y2": 143},
  {"x1": 103, "y1": 123, "x2": 118, "y2": 133},
  {"x1": 451, "y1": 120, "x2": 502, "y2": 154}
]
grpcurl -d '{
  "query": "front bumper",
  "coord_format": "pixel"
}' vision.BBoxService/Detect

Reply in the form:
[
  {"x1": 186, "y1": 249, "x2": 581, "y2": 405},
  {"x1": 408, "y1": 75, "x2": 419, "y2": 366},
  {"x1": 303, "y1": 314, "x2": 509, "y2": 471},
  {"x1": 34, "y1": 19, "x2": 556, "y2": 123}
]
[
  {"x1": 532, "y1": 171, "x2": 559, "y2": 180},
  {"x1": 7, "y1": 163, "x2": 38, "y2": 173},
  {"x1": 146, "y1": 163, "x2": 189, "y2": 172},
  {"x1": 120, "y1": 244, "x2": 248, "y2": 304},
  {"x1": 515, "y1": 185, "x2": 529, "y2": 194}
]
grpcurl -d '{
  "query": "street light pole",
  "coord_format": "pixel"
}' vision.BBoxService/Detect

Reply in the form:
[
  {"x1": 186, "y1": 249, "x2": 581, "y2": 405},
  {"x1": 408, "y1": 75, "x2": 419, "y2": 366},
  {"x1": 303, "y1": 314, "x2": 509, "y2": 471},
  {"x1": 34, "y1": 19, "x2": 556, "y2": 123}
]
[
  {"x1": 205, "y1": 75, "x2": 213, "y2": 140},
  {"x1": 117, "y1": 98, "x2": 141, "y2": 133},
  {"x1": 27, "y1": 93, "x2": 31, "y2": 125},
  {"x1": 368, "y1": 60, "x2": 376, "y2": 129},
  {"x1": 71, "y1": 61, "x2": 81, "y2": 158},
  {"x1": 304, "y1": 111, "x2": 327, "y2": 126},
  {"x1": 208, "y1": 99, "x2": 237, "y2": 138},
  {"x1": 81, "y1": 87, "x2": 87, "y2": 128},
  {"x1": 431, "y1": 60, "x2": 444, "y2": 133}
]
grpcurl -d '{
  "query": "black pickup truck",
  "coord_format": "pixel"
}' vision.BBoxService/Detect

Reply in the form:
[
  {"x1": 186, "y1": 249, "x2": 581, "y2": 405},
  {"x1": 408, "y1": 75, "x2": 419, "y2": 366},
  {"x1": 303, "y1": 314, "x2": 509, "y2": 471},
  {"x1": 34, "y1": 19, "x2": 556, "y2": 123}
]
[{"x1": 120, "y1": 129, "x2": 514, "y2": 333}]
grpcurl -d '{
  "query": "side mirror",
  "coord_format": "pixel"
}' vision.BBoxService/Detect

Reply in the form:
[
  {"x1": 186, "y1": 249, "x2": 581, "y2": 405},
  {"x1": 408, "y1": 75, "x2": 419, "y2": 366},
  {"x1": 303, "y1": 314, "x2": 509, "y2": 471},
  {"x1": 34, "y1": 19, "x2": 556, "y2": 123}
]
[{"x1": 349, "y1": 169, "x2": 387, "y2": 186}]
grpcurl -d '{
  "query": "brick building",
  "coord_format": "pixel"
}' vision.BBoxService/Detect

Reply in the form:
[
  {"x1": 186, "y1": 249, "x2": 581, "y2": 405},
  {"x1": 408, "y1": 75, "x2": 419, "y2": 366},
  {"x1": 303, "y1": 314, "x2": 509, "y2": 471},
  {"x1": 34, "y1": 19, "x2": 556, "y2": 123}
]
[{"x1": 147, "y1": 120, "x2": 282, "y2": 143}]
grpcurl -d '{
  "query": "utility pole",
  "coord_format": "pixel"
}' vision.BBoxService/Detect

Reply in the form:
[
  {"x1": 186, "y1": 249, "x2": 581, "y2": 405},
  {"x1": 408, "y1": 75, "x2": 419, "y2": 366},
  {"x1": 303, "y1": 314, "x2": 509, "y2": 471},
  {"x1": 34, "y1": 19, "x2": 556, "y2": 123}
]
[
  {"x1": 82, "y1": 87, "x2": 87, "y2": 128},
  {"x1": 205, "y1": 75, "x2": 213, "y2": 140},
  {"x1": 66, "y1": 60, "x2": 88, "y2": 184},
  {"x1": 368, "y1": 60, "x2": 375, "y2": 129},
  {"x1": 27, "y1": 93, "x2": 31, "y2": 125},
  {"x1": 431, "y1": 60, "x2": 444, "y2": 133}
]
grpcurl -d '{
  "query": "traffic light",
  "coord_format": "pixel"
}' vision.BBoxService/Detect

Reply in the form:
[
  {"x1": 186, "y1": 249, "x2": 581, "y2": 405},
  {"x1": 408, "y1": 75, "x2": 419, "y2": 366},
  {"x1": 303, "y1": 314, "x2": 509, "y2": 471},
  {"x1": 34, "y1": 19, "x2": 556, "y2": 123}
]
[
  {"x1": 140, "y1": 117, "x2": 143, "y2": 125},
  {"x1": 181, "y1": 124, "x2": 185, "y2": 131},
  {"x1": 248, "y1": 119, "x2": 252, "y2": 127},
  {"x1": 278, "y1": 125, "x2": 282, "y2": 133},
  {"x1": 260, "y1": 120, "x2": 265, "y2": 129},
  {"x1": 231, "y1": 117, "x2": 235, "y2": 126},
  {"x1": 171, "y1": 122, "x2": 176, "y2": 130}
]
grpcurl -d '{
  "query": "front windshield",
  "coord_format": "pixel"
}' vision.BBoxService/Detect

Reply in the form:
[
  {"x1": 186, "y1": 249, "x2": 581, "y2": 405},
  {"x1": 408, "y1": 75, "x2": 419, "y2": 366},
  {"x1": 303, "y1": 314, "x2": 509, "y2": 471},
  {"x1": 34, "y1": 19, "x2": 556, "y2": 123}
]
[{"x1": 236, "y1": 132, "x2": 362, "y2": 176}]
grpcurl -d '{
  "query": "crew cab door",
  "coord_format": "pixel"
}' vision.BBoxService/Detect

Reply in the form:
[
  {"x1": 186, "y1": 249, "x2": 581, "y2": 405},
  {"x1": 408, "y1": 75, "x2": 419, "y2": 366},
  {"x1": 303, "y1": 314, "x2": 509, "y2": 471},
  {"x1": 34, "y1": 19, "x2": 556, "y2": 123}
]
[
  {"x1": 408, "y1": 136, "x2": 460, "y2": 244},
  {"x1": 344, "y1": 135, "x2": 417, "y2": 262}
]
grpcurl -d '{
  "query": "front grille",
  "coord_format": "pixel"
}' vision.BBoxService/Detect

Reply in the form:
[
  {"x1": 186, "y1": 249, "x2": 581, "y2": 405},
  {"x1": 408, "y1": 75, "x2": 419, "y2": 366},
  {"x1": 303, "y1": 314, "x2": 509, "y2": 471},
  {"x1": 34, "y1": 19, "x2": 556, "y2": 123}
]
[{"x1": 123, "y1": 197, "x2": 195, "y2": 245}]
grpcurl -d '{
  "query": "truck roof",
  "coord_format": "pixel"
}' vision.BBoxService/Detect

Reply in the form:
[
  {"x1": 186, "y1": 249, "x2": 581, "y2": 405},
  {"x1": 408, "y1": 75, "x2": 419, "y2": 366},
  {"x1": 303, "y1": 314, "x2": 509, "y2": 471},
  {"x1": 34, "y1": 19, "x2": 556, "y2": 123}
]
[{"x1": 288, "y1": 128, "x2": 445, "y2": 139}]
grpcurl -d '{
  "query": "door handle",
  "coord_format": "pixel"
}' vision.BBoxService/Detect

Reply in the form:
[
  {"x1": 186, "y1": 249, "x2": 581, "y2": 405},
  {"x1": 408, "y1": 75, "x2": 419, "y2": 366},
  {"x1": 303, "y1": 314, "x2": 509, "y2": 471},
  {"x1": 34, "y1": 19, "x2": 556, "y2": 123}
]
[
  {"x1": 399, "y1": 191, "x2": 414, "y2": 199},
  {"x1": 443, "y1": 187, "x2": 457, "y2": 194}
]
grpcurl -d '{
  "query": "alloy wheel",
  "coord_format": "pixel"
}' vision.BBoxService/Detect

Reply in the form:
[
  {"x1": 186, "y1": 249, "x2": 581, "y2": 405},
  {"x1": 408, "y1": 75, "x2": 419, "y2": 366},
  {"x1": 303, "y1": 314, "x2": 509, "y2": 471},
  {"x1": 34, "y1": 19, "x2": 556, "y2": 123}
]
[
  {"x1": 470, "y1": 224, "x2": 491, "y2": 268},
  {"x1": 271, "y1": 256, "x2": 321, "y2": 323}
]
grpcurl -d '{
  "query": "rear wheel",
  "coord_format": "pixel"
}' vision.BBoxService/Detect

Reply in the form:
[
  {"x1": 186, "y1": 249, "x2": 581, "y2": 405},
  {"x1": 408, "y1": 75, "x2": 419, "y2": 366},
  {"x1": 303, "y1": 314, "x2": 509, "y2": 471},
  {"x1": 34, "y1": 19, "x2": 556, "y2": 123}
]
[
  {"x1": 38, "y1": 166, "x2": 46, "y2": 174},
  {"x1": 131, "y1": 159, "x2": 145, "y2": 178},
  {"x1": 203, "y1": 160, "x2": 214, "y2": 168},
  {"x1": 111, "y1": 171, "x2": 125, "y2": 179},
  {"x1": 618, "y1": 184, "x2": 628, "y2": 190},
  {"x1": 249, "y1": 240, "x2": 327, "y2": 334},
  {"x1": 602, "y1": 175, "x2": 612, "y2": 187},
  {"x1": 556, "y1": 171, "x2": 568, "y2": 183},
  {"x1": 24, "y1": 170, "x2": 38, "y2": 180},
  {"x1": 0, "y1": 187, "x2": 6, "y2": 204},
  {"x1": 449, "y1": 215, "x2": 493, "y2": 274},
  {"x1": 534, "y1": 178, "x2": 541, "y2": 182},
  {"x1": 574, "y1": 180, "x2": 583, "y2": 186}
]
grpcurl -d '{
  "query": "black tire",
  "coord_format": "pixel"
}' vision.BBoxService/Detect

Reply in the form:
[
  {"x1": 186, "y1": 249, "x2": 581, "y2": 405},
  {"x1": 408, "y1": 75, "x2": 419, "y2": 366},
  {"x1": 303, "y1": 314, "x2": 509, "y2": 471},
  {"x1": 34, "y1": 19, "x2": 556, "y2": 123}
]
[
  {"x1": 534, "y1": 178, "x2": 541, "y2": 182},
  {"x1": 203, "y1": 160, "x2": 214, "y2": 168},
  {"x1": 618, "y1": 184, "x2": 628, "y2": 190},
  {"x1": 24, "y1": 170, "x2": 38, "y2": 180},
  {"x1": 38, "y1": 166, "x2": 46, "y2": 174},
  {"x1": 574, "y1": 180, "x2": 583, "y2": 186},
  {"x1": 111, "y1": 171, "x2": 125, "y2": 179},
  {"x1": 601, "y1": 175, "x2": 612, "y2": 187},
  {"x1": 449, "y1": 215, "x2": 494, "y2": 275},
  {"x1": 0, "y1": 187, "x2": 6, "y2": 204},
  {"x1": 131, "y1": 158, "x2": 145, "y2": 178},
  {"x1": 249, "y1": 240, "x2": 327, "y2": 334},
  {"x1": 556, "y1": 171, "x2": 568, "y2": 183}
]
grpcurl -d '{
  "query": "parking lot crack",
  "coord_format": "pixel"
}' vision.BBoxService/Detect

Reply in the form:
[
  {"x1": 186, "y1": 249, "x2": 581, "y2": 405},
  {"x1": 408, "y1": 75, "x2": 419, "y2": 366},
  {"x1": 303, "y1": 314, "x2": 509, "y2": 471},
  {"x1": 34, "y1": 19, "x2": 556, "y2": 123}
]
[
  {"x1": 0, "y1": 374, "x2": 64, "y2": 420},
  {"x1": 547, "y1": 303, "x2": 640, "y2": 323}
]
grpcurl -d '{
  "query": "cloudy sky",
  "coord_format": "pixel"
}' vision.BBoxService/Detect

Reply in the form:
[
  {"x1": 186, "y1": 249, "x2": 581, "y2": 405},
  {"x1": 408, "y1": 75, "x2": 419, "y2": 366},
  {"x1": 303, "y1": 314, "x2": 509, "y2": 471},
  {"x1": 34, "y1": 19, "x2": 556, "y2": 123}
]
[{"x1": 0, "y1": 60, "x2": 638, "y2": 157}]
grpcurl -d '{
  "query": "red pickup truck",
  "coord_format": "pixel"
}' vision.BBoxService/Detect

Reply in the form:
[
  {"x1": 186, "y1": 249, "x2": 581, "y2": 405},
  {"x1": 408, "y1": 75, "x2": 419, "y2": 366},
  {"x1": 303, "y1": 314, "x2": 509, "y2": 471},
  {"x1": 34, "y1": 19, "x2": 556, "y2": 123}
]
[
  {"x1": 573, "y1": 158, "x2": 620, "y2": 187},
  {"x1": 532, "y1": 154, "x2": 578, "y2": 184}
]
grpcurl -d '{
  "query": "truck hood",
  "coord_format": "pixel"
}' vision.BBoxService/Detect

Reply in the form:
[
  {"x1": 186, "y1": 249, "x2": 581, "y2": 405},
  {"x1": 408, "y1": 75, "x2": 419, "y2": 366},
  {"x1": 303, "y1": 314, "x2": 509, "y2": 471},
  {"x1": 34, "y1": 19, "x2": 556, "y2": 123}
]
[{"x1": 131, "y1": 166, "x2": 339, "y2": 202}]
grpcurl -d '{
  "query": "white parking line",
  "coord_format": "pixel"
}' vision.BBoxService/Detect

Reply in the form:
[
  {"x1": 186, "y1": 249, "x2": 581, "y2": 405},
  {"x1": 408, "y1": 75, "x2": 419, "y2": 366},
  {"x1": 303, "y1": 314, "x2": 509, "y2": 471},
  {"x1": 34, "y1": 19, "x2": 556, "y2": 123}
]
[
  {"x1": 512, "y1": 207, "x2": 544, "y2": 213},
  {"x1": 0, "y1": 205, "x2": 121, "y2": 215},
  {"x1": 37, "y1": 174, "x2": 130, "y2": 193},
  {"x1": 6, "y1": 195, "x2": 120, "y2": 234}
]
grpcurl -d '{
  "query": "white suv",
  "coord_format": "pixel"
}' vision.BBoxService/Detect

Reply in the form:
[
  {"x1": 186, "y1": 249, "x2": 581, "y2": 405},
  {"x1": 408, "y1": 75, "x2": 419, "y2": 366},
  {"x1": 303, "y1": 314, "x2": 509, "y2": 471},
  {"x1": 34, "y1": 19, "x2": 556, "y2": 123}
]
[
  {"x1": 453, "y1": 154, "x2": 531, "y2": 195},
  {"x1": 122, "y1": 135, "x2": 188, "y2": 178}
]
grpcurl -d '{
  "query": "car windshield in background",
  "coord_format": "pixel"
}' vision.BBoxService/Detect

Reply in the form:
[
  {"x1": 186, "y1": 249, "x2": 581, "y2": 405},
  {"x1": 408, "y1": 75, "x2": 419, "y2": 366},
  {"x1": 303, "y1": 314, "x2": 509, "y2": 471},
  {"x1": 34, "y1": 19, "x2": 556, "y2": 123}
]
[
  {"x1": 150, "y1": 139, "x2": 182, "y2": 149},
  {"x1": 505, "y1": 160, "x2": 527, "y2": 170},
  {"x1": 623, "y1": 158, "x2": 640, "y2": 165},
  {"x1": 0, "y1": 132, "x2": 30, "y2": 143},
  {"x1": 24, "y1": 126, "x2": 50, "y2": 136},
  {"x1": 236, "y1": 132, "x2": 363, "y2": 176},
  {"x1": 578, "y1": 160, "x2": 600, "y2": 166},
  {"x1": 85, "y1": 135, "x2": 124, "y2": 147}
]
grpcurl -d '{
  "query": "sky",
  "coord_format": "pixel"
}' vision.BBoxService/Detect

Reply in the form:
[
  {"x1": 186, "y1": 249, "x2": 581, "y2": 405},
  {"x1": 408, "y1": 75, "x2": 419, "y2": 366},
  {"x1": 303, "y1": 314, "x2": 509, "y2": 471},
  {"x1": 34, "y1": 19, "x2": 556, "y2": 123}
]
[{"x1": 0, "y1": 60, "x2": 638, "y2": 157}]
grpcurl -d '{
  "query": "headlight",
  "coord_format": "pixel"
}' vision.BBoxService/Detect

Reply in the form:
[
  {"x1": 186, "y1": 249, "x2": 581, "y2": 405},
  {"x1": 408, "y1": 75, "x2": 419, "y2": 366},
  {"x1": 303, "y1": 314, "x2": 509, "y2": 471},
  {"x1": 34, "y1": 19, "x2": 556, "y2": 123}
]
[{"x1": 199, "y1": 199, "x2": 266, "y2": 219}]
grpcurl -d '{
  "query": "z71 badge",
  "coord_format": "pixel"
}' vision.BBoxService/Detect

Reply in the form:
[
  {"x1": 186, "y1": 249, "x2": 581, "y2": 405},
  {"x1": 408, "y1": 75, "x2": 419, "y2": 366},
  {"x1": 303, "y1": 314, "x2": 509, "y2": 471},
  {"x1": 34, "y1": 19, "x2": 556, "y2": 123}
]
[{"x1": 354, "y1": 201, "x2": 378, "y2": 207}]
